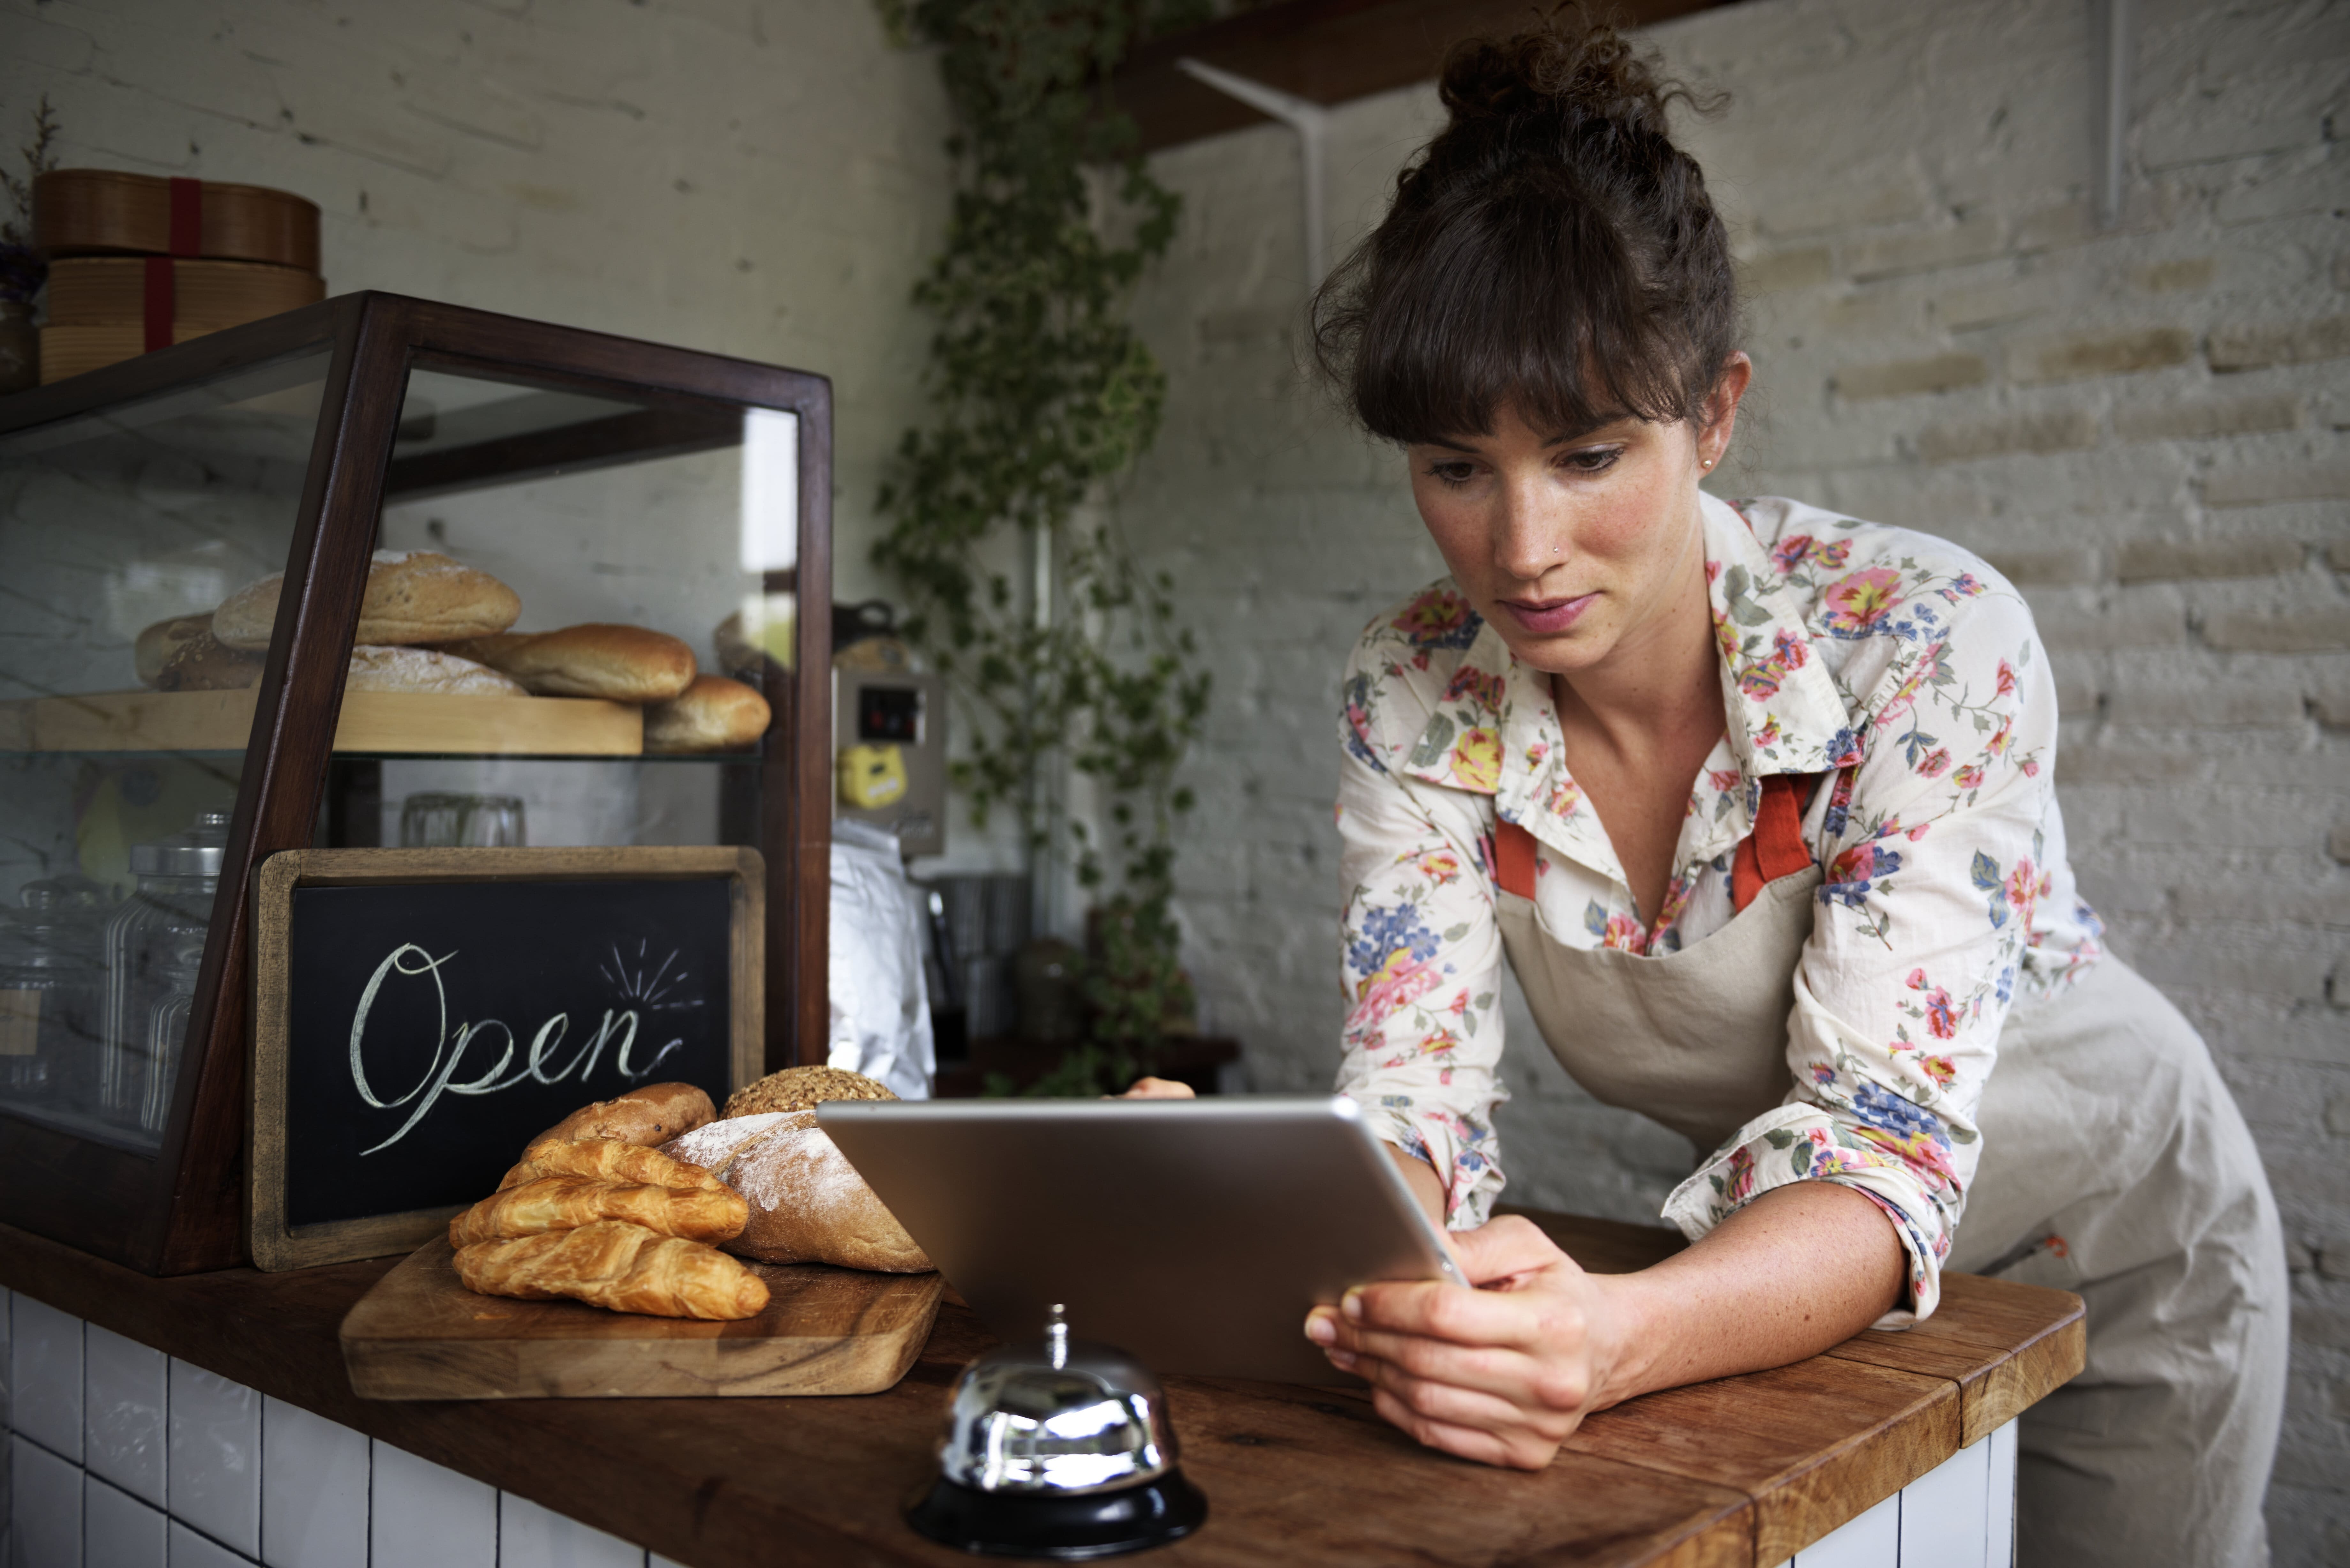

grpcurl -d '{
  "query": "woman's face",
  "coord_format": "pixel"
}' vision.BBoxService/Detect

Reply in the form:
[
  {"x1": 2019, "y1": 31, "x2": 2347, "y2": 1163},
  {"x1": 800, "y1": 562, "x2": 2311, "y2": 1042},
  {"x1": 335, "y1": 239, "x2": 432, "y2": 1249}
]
[{"x1": 1404, "y1": 361, "x2": 1747, "y2": 679}]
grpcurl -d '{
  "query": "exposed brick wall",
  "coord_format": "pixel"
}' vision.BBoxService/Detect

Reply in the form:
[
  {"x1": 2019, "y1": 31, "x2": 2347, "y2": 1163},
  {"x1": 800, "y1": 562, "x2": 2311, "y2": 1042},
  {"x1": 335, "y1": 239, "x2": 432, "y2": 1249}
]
[
  {"x1": 1123, "y1": 0, "x2": 2346, "y2": 1555},
  {"x1": 0, "y1": 0, "x2": 953, "y2": 602}
]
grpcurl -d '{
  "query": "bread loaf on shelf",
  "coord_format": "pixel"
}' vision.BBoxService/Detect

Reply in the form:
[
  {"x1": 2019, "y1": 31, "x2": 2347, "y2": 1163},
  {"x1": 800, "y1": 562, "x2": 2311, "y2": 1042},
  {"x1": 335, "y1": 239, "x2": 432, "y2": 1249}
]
[
  {"x1": 212, "y1": 550, "x2": 520, "y2": 650},
  {"x1": 443, "y1": 623, "x2": 697, "y2": 703},
  {"x1": 136, "y1": 615, "x2": 264, "y2": 691},
  {"x1": 345, "y1": 645, "x2": 526, "y2": 697},
  {"x1": 447, "y1": 1174, "x2": 747, "y2": 1248},
  {"x1": 643, "y1": 674, "x2": 770, "y2": 754},
  {"x1": 453, "y1": 1220, "x2": 770, "y2": 1321}
]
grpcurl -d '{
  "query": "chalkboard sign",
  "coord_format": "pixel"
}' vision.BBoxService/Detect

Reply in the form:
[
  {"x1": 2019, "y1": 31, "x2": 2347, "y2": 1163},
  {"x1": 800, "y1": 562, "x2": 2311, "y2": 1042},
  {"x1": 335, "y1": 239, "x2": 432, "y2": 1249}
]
[{"x1": 247, "y1": 847, "x2": 762, "y2": 1271}]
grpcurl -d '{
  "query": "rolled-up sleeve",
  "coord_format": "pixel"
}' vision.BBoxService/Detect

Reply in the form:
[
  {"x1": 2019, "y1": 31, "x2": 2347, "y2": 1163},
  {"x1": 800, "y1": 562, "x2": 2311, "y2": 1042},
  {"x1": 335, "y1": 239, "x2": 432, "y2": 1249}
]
[
  {"x1": 1332, "y1": 647, "x2": 1511, "y2": 1227},
  {"x1": 1663, "y1": 591, "x2": 2058, "y2": 1325}
]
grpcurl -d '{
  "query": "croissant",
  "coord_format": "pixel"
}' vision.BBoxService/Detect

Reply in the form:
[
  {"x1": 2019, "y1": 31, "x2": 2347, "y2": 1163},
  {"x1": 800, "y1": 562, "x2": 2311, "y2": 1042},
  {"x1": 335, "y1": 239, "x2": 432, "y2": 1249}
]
[
  {"x1": 454, "y1": 1221, "x2": 769, "y2": 1321},
  {"x1": 448, "y1": 1175, "x2": 747, "y2": 1248},
  {"x1": 497, "y1": 1139, "x2": 724, "y2": 1194}
]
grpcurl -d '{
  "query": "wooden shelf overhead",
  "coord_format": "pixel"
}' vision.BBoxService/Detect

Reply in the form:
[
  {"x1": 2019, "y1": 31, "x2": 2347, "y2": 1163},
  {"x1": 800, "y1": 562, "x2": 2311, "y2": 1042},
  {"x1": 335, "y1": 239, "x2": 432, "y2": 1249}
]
[{"x1": 1111, "y1": 0, "x2": 1741, "y2": 153}]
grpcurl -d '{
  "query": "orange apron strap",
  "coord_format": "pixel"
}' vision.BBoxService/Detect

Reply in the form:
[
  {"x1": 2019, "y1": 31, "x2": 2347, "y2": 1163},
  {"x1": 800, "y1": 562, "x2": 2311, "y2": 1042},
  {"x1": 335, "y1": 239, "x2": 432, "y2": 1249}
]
[
  {"x1": 1494, "y1": 819, "x2": 1539, "y2": 900},
  {"x1": 1731, "y1": 773, "x2": 1816, "y2": 914}
]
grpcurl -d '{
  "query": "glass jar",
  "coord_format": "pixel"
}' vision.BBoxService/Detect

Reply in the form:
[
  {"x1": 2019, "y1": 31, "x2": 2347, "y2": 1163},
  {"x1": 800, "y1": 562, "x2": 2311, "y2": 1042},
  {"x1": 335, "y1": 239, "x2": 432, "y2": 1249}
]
[
  {"x1": 99, "y1": 810, "x2": 227, "y2": 1145},
  {"x1": 0, "y1": 875, "x2": 111, "y2": 1112}
]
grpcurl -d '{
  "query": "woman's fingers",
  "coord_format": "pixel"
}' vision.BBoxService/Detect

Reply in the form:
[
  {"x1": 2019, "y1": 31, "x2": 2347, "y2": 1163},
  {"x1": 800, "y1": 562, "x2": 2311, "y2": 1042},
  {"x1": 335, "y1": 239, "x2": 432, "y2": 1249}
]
[
  {"x1": 1366, "y1": 1386, "x2": 1563, "y2": 1472},
  {"x1": 1451, "y1": 1214, "x2": 1580, "y2": 1285},
  {"x1": 1113, "y1": 1076, "x2": 1195, "y2": 1099}
]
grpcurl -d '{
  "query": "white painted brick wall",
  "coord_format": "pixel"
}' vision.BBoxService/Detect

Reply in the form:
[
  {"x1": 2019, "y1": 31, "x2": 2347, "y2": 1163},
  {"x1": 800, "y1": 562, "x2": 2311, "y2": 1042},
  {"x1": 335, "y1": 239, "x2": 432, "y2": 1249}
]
[
  {"x1": 0, "y1": 0, "x2": 954, "y2": 605},
  {"x1": 1122, "y1": 1, "x2": 2348, "y2": 1558}
]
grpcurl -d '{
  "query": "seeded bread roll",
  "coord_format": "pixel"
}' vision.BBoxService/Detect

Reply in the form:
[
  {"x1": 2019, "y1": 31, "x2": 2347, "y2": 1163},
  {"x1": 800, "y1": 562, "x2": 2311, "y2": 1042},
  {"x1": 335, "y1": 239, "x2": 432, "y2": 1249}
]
[
  {"x1": 345, "y1": 645, "x2": 527, "y2": 697},
  {"x1": 137, "y1": 617, "x2": 265, "y2": 691},
  {"x1": 643, "y1": 674, "x2": 770, "y2": 753},
  {"x1": 136, "y1": 614, "x2": 213, "y2": 685},
  {"x1": 212, "y1": 549, "x2": 520, "y2": 649},
  {"x1": 444, "y1": 623, "x2": 697, "y2": 703},
  {"x1": 661, "y1": 1112, "x2": 933, "y2": 1274},
  {"x1": 722, "y1": 1066, "x2": 895, "y2": 1119}
]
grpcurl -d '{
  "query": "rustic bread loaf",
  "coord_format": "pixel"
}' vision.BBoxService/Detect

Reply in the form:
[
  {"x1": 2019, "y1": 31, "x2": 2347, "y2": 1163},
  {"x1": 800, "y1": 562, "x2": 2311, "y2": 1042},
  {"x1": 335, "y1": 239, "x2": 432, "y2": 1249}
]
[
  {"x1": 643, "y1": 674, "x2": 769, "y2": 753},
  {"x1": 444, "y1": 623, "x2": 697, "y2": 703},
  {"x1": 344, "y1": 645, "x2": 527, "y2": 697},
  {"x1": 722, "y1": 1065, "x2": 895, "y2": 1119},
  {"x1": 661, "y1": 1112, "x2": 932, "y2": 1274},
  {"x1": 212, "y1": 549, "x2": 520, "y2": 649},
  {"x1": 454, "y1": 1220, "x2": 769, "y2": 1320},
  {"x1": 529, "y1": 1082, "x2": 717, "y2": 1151}
]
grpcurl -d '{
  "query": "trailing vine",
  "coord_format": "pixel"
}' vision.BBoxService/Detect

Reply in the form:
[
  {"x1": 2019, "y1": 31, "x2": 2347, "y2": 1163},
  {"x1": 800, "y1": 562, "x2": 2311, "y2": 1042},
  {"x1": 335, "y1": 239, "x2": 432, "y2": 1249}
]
[{"x1": 874, "y1": 0, "x2": 1213, "y2": 1093}]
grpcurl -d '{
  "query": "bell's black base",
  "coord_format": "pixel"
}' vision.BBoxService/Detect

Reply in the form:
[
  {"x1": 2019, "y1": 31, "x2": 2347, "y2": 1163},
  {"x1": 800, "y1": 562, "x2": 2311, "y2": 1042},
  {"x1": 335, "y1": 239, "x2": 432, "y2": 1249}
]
[{"x1": 906, "y1": 1472, "x2": 1208, "y2": 1560}]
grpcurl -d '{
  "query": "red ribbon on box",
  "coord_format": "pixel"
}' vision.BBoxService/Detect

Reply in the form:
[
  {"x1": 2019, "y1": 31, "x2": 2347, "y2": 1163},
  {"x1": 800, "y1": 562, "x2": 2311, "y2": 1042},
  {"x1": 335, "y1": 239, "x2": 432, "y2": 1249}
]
[
  {"x1": 142, "y1": 257, "x2": 175, "y2": 353},
  {"x1": 166, "y1": 177, "x2": 203, "y2": 257}
]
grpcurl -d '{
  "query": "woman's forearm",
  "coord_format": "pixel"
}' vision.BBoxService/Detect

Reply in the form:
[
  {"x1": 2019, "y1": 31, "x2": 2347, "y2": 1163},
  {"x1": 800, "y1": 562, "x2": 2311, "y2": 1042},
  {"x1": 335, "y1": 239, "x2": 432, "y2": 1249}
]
[{"x1": 1592, "y1": 1181, "x2": 1905, "y2": 1406}]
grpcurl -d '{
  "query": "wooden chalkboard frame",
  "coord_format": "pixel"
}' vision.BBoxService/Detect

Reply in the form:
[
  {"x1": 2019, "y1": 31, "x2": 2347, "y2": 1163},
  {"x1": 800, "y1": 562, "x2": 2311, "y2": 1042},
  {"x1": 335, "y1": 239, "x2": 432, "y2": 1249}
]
[{"x1": 247, "y1": 846, "x2": 763, "y2": 1272}]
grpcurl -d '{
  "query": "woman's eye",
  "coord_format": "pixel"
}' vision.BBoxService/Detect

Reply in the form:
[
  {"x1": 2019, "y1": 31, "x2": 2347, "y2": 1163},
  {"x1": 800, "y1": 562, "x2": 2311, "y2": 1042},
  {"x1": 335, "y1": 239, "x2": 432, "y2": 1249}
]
[
  {"x1": 1425, "y1": 461, "x2": 1479, "y2": 486},
  {"x1": 1561, "y1": 446, "x2": 1622, "y2": 473}
]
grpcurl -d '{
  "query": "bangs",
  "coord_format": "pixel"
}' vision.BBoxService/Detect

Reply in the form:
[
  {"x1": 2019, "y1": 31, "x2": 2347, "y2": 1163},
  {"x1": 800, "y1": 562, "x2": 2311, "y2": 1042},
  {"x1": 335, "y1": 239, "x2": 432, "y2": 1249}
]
[{"x1": 1330, "y1": 175, "x2": 1698, "y2": 447}]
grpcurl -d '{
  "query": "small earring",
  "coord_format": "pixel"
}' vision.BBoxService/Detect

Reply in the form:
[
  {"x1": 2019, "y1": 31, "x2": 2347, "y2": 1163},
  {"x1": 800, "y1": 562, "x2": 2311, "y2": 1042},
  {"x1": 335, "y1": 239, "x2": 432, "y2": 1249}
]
[{"x1": 1702, "y1": 457, "x2": 1715, "y2": 470}]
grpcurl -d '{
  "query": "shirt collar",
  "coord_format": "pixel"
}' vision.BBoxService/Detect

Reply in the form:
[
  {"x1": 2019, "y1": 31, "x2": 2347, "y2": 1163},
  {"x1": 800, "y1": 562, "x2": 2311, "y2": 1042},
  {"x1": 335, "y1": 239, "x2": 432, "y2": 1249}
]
[{"x1": 1396, "y1": 493, "x2": 1860, "y2": 870}]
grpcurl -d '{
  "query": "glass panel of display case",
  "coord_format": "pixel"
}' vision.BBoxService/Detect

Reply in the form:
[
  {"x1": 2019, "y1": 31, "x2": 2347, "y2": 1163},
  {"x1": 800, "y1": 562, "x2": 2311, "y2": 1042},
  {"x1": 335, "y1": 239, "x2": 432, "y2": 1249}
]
[
  {"x1": 0, "y1": 351, "x2": 330, "y2": 1151},
  {"x1": 314, "y1": 363, "x2": 796, "y2": 854}
]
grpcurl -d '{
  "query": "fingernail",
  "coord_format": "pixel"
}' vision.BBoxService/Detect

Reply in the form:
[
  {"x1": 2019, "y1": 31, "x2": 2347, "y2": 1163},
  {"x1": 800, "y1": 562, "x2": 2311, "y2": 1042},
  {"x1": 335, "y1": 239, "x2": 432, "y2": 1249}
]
[
  {"x1": 1325, "y1": 1347, "x2": 1357, "y2": 1370},
  {"x1": 1304, "y1": 1312, "x2": 1335, "y2": 1345},
  {"x1": 1341, "y1": 1289, "x2": 1363, "y2": 1323}
]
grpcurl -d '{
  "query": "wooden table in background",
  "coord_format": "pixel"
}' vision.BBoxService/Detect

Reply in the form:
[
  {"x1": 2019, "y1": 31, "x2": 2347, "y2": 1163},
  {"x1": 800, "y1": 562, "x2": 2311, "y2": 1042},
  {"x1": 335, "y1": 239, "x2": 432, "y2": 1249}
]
[{"x1": 0, "y1": 1211, "x2": 2081, "y2": 1567}]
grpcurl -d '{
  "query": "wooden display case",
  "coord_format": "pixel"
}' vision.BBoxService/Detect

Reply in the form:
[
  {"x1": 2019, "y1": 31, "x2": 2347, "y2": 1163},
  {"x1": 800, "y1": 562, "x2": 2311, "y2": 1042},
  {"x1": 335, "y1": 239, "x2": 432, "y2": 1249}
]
[{"x1": 0, "y1": 292, "x2": 833, "y2": 1274}]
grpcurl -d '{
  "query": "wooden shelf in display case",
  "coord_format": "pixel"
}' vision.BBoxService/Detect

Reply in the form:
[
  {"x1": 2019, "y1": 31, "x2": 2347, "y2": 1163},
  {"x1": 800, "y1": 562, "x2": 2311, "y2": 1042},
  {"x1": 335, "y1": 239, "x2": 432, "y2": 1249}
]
[{"x1": 0, "y1": 688, "x2": 646, "y2": 756}]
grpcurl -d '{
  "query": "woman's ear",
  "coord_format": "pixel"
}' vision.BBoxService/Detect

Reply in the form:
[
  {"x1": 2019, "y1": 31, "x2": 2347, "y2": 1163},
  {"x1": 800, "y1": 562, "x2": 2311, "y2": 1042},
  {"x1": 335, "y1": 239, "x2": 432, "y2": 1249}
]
[{"x1": 1700, "y1": 352, "x2": 1754, "y2": 468}]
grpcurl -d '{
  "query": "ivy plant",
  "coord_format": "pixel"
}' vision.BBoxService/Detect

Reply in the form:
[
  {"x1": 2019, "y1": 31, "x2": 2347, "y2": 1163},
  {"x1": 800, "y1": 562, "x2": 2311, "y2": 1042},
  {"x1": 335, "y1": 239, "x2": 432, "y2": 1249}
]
[{"x1": 874, "y1": 0, "x2": 1214, "y2": 1094}]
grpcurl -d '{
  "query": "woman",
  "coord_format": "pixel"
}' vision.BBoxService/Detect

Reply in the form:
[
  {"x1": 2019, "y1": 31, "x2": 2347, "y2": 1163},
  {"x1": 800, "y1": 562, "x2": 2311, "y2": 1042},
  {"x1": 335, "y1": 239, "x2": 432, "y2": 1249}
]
[{"x1": 1140, "y1": 14, "x2": 2286, "y2": 1566}]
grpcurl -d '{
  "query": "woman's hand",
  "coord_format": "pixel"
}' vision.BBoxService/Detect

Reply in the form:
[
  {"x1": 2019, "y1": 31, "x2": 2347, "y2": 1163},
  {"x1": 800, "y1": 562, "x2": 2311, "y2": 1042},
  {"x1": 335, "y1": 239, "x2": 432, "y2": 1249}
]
[
  {"x1": 1115, "y1": 1076, "x2": 1195, "y2": 1099},
  {"x1": 1303, "y1": 1215, "x2": 1631, "y2": 1470}
]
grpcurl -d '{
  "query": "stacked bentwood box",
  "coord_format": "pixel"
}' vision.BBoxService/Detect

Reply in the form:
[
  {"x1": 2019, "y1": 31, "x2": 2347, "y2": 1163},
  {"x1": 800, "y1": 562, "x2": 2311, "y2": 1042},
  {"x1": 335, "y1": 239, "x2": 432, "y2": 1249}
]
[{"x1": 33, "y1": 169, "x2": 324, "y2": 383}]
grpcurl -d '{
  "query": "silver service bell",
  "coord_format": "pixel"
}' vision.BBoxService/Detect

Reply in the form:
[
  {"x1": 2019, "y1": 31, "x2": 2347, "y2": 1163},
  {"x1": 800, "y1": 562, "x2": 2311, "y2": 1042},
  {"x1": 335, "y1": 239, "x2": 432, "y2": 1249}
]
[{"x1": 907, "y1": 1305, "x2": 1207, "y2": 1559}]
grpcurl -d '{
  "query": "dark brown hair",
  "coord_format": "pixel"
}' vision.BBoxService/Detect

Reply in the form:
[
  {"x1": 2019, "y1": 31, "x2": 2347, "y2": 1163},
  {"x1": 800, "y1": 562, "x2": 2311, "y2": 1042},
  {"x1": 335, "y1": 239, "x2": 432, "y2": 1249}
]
[{"x1": 1312, "y1": 8, "x2": 1737, "y2": 444}]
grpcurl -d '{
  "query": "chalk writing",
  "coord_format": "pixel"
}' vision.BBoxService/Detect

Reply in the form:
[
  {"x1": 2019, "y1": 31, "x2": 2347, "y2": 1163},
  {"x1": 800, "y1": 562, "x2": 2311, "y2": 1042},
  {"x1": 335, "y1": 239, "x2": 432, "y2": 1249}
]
[{"x1": 348, "y1": 942, "x2": 684, "y2": 1155}]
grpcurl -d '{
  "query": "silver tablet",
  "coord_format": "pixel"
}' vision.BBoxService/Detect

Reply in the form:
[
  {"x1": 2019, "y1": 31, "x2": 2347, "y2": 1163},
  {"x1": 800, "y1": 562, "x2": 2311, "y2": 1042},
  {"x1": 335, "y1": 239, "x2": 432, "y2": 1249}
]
[{"x1": 817, "y1": 1095, "x2": 1464, "y2": 1384}]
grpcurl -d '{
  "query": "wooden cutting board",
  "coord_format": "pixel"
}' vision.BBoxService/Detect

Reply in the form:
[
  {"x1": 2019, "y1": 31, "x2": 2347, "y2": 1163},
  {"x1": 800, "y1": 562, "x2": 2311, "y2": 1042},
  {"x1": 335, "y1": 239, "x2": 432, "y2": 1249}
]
[{"x1": 340, "y1": 1238, "x2": 947, "y2": 1399}]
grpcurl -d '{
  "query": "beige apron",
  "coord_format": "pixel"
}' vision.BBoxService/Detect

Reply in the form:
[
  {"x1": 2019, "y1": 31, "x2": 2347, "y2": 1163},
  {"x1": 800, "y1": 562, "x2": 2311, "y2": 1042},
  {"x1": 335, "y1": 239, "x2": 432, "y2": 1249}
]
[{"x1": 1495, "y1": 837, "x2": 2288, "y2": 1568}]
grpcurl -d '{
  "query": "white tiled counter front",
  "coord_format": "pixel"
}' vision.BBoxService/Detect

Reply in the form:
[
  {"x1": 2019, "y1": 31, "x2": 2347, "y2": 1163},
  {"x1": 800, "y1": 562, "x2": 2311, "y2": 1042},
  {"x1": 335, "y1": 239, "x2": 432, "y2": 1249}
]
[
  {"x1": 3, "y1": 1281, "x2": 2023, "y2": 1568},
  {"x1": 0, "y1": 1289, "x2": 683, "y2": 1568}
]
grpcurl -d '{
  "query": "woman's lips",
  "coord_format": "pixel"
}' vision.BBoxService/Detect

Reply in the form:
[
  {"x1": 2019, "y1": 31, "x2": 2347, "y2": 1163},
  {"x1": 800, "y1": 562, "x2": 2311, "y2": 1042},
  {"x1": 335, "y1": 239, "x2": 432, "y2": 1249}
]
[{"x1": 1497, "y1": 592, "x2": 1597, "y2": 635}]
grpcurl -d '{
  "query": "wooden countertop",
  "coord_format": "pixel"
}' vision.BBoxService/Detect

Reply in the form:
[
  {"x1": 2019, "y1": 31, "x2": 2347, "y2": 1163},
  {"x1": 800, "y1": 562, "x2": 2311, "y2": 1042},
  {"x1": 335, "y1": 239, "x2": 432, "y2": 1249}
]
[{"x1": 0, "y1": 1211, "x2": 2081, "y2": 1567}]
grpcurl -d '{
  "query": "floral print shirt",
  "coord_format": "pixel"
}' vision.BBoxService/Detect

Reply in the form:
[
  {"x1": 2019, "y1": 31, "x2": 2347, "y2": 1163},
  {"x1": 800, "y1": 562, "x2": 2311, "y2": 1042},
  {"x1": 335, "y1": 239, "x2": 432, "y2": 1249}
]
[{"x1": 1333, "y1": 493, "x2": 2104, "y2": 1323}]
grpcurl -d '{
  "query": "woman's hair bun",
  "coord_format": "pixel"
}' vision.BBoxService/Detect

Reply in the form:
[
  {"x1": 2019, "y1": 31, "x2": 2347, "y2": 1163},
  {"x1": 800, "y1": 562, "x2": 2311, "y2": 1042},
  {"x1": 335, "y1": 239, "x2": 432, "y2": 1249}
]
[
  {"x1": 1437, "y1": 10, "x2": 1688, "y2": 140},
  {"x1": 1309, "y1": 3, "x2": 1740, "y2": 447}
]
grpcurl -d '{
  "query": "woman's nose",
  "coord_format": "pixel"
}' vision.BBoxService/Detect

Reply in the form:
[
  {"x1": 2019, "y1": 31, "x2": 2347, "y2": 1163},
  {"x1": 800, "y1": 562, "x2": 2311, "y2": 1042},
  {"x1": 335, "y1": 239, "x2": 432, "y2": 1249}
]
[{"x1": 1492, "y1": 478, "x2": 1565, "y2": 584}]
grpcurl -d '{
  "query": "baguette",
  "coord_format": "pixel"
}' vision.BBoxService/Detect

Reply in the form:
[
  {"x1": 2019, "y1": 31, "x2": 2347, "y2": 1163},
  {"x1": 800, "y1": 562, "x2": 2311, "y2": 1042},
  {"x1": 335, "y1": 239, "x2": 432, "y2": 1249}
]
[
  {"x1": 450, "y1": 623, "x2": 698, "y2": 703},
  {"x1": 454, "y1": 1221, "x2": 769, "y2": 1321},
  {"x1": 643, "y1": 674, "x2": 769, "y2": 753},
  {"x1": 529, "y1": 1082, "x2": 715, "y2": 1150},
  {"x1": 448, "y1": 1175, "x2": 747, "y2": 1248}
]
